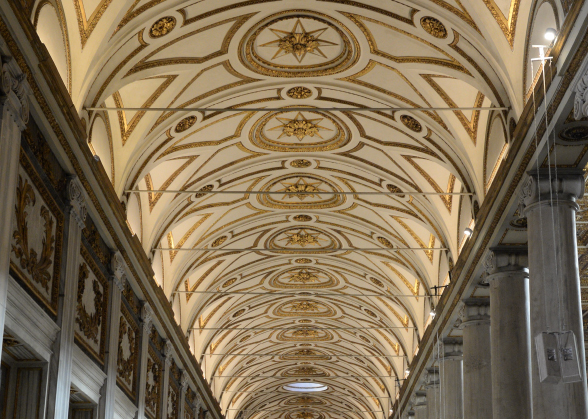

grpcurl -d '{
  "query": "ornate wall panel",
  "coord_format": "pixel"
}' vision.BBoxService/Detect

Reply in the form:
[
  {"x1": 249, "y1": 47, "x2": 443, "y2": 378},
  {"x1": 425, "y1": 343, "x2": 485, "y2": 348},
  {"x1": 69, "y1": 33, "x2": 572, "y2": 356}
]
[
  {"x1": 145, "y1": 345, "x2": 163, "y2": 419},
  {"x1": 74, "y1": 246, "x2": 110, "y2": 365},
  {"x1": 117, "y1": 301, "x2": 140, "y2": 401},
  {"x1": 167, "y1": 379, "x2": 180, "y2": 419},
  {"x1": 10, "y1": 151, "x2": 64, "y2": 316}
]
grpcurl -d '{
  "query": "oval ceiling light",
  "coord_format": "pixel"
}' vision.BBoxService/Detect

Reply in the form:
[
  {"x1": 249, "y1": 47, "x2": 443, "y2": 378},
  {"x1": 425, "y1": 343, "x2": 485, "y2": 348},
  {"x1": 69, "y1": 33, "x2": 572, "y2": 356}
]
[
  {"x1": 544, "y1": 28, "x2": 557, "y2": 41},
  {"x1": 283, "y1": 382, "x2": 328, "y2": 392}
]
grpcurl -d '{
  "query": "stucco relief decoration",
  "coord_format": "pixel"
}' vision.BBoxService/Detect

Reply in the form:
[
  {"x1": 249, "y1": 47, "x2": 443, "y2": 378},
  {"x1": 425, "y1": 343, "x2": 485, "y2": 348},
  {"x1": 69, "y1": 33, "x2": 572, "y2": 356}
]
[
  {"x1": 175, "y1": 116, "x2": 197, "y2": 133},
  {"x1": 400, "y1": 115, "x2": 423, "y2": 132},
  {"x1": 257, "y1": 175, "x2": 345, "y2": 210},
  {"x1": 377, "y1": 237, "x2": 394, "y2": 248},
  {"x1": 10, "y1": 168, "x2": 62, "y2": 313},
  {"x1": 293, "y1": 214, "x2": 312, "y2": 221},
  {"x1": 211, "y1": 236, "x2": 227, "y2": 247},
  {"x1": 251, "y1": 109, "x2": 349, "y2": 152},
  {"x1": 290, "y1": 159, "x2": 312, "y2": 168},
  {"x1": 75, "y1": 263, "x2": 104, "y2": 346},
  {"x1": 420, "y1": 16, "x2": 448, "y2": 39},
  {"x1": 1, "y1": 58, "x2": 29, "y2": 127},
  {"x1": 117, "y1": 306, "x2": 138, "y2": 397},
  {"x1": 574, "y1": 69, "x2": 588, "y2": 120},
  {"x1": 150, "y1": 16, "x2": 176, "y2": 38},
  {"x1": 287, "y1": 86, "x2": 312, "y2": 99},
  {"x1": 241, "y1": 11, "x2": 359, "y2": 77},
  {"x1": 295, "y1": 258, "x2": 312, "y2": 263},
  {"x1": 145, "y1": 349, "x2": 162, "y2": 419},
  {"x1": 168, "y1": 384, "x2": 179, "y2": 419},
  {"x1": 274, "y1": 299, "x2": 335, "y2": 317}
]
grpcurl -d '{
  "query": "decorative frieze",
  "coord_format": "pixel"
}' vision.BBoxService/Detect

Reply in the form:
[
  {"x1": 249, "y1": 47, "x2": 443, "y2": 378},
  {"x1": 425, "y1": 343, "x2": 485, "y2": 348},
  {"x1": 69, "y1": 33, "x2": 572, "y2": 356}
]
[
  {"x1": 574, "y1": 68, "x2": 588, "y2": 120},
  {"x1": 117, "y1": 302, "x2": 140, "y2": 399},
  {"x1": 145, "y1": 346, "x2": 163, "y2": 419}
]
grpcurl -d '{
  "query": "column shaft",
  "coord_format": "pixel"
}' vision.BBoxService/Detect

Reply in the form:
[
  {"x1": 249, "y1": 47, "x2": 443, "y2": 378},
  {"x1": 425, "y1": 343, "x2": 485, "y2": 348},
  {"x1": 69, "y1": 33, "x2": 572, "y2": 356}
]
[
  {"x1": 461, "y1": 299, "x2": 492, "y2": 419},
  {"x1": 412, "y1": 392, "x2": 427, "y2": 419},
  {"x1": 486, "y1": 247, "x2": 532, "y2": 419},
  {"x1": 437, "y1": 339, "x2": 463, "y2": 419},
  {"x1": 425, "y1": 368, "x2": 439, "y2": 419},
  {"x1": 523, "y1": 170, "x2": 588, "y2": 418},
  {"x1": 137, "y1": 304, "x2": 153, "y2": 419}
]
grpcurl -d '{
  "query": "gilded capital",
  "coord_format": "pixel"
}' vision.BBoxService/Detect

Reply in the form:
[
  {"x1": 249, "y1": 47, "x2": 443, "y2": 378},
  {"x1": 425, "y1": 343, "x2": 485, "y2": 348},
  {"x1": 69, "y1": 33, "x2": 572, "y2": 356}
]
[
  {"x1": 460, "y1": 298, "x2": 490, "y2": 327},
  {"x1": 142, "y1": 302, "x2": 154, "y2": 331},
  {"x1": 164, "y1": 339, "x2": 174, "y2": 366},
  {"x1": 111, "y1": 251, "x2": 127, "y2": 283},
  {"x1": 181, "y1": 372, "x2": 190, "y2": 392}
]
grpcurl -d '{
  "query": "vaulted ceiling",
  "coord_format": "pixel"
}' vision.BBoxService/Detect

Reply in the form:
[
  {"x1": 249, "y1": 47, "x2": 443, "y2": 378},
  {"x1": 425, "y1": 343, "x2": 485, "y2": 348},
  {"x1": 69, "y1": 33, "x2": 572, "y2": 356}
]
[{"x1": 32, "y1": 0, "x2": 564, "y2": 418}]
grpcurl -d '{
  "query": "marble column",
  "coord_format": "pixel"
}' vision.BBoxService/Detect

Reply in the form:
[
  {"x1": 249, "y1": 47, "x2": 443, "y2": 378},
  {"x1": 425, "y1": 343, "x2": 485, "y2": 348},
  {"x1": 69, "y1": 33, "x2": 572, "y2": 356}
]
[
  {"x1": 436, "y1": 339, "x2": 463, "y2": 419},
  {"x1": 461, "y1": 298, "x2": 492, "y2": 419},
  {"x1": 485, "y1": 247, "x2": 532, "y2": 419},
  {"x1": 0, "y1": 55, "x2": 28, "y2": 360},
  {"x1": 46, "y1": 178, "x2": 87, "y2": 419},
  {"x1": 522, "y1": 170, "x2": 588, "y2": 418},
  {"x1": 412, "y1": 392, "x2": 427, "y2": 419},
  {"x1": 425, "y1": 368, "x2": 439, "y2": 419},
  {"x1": 160, "y1": 340, "x2": 173, "y2": 419},
  {"x1": 137, "y1": 303, "x2": 153, "y2": 419},
  {"x1": 98, "y1": 252, "x2": 126, "y2": 419}
]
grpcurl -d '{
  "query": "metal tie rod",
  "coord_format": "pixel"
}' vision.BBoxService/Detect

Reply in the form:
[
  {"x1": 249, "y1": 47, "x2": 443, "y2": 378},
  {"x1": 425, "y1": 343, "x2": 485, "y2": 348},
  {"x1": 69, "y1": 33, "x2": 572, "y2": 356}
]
[
  {"x1": 226, "y1": 409, "x2": 384, "y2": 413},
  {"x1": 213, "y1": 375, "x2": 396, "y2": 380},
  {"x1": 203, "y1": 353, "x2": 403, "y2": 358},
  {"x1": 175, "y1": 290, "x2": 427, "y2": 297},
  {"x1": 88, "y1": 106, "x2": 508, "y2": 112},
  {"x1": 191, "y1": 326, "x2": 414, "y2": 330},
  {"x1": 222, "y1": 390, "x2": 391, "y2": 398},
  {"x1": 127, "y1": 189, "x2": 472, "y2": 196},
  {"x1": 156, "y1": 247, "x2": 448, "y2": 252}
]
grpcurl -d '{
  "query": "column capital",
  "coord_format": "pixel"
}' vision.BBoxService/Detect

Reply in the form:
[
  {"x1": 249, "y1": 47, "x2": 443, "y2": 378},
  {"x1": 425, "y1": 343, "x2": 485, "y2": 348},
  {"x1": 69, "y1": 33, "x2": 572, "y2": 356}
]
[
  {"x1": 164, "y1": 339, "x2": 174, "y2": 367},
  {"x1": 460, "y1": 298, "x2": 490, "y2": 327},
  {"x1": 141, "y1": 302, "x2": 154, "y2": 332},
  {"x1": 484, "y1": 246, "x2": 528, "y2": 278},
  {"x1": 435, "y1": 338, "x2": 463, "y2": 360},
  {"x1": 411, "y1": 391, "x2": 427, "y2": 407},
  {"x1": 110, "y1": 252, "x2": 127, "y2": 291},
  {"x1": 181, "y1": 371, "x2": 190, "y2": 392},
  {"x1": 67, "y1": 177, "x2": 87, "y2": 228},
  {"x1": 424, "y1": 367, "x2": 439, "y2": 388},
  {"x1": 1, "y1": 55, "x2": 29, "y2": 130},
  {"x1": 520, "y1": 170, "x2": 584, "y2": 213}
]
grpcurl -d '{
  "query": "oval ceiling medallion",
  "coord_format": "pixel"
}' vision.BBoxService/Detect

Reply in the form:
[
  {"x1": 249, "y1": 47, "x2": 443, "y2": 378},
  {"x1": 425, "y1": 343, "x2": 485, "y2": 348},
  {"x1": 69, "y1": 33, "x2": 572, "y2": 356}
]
[
  {"x1": 149, "y1": 16, "x2": 176, "y2": 38},
  {"x1": 293, "y1": 214, "x2": 312, "y2": 222},
  {"x1": 287, "y1": 86, "x2": 313, "y2": 99},
  {"x1": 269, "y1": 267, "x2": 338, "y2": 289},
  {"x1": 222, "y1": 278, "x2": 237, "y2": 288},
  {"x1": 251, "y1": 108, "x2": 350, "y2": 152},
  {"x1": 241, "y1": 11, "x2": 359, "y2": 77},
  {"x1": 295, "y1": 258, "x2": 313, "y2": 264},
  {"x1": 290, "y1": 159, "x2": 312, "y2": 168},
  {"x1": 420, "y1": 16, "x2": 448, "y2": 39},
  {"x1": 559, "y1": 125, "x2": 588, "y2": 141},
  {"x1": 211, "y1": 236, "x2": 227, "y2": 247},
  {"x1": 257, "y1": 174, "x2": 345, "y2": 210},
  {"x1": 400, "y1": 114, "x2": 423, "y2": 132},
  {"x1": 273, "y1": 299, "x2": 336, "y2": 317},
  {"x1": 265, "y1": 226, "x2": 341, "y2": 253},
  {"x1": 175, "y1": 115, "x2": 196, "y2": 133}
]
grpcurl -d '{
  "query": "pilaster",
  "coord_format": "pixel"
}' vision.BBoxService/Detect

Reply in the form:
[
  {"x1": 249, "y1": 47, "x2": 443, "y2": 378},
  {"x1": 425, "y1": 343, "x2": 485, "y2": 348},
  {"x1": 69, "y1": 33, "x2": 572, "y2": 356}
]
[
  {"x1": 435, "y1": 339, "x2": 463, "y2": 419},
  {"x1": 46, "y1": 177, "x2": 87, "y2": 419},
  {"x1": 0, "y1": 53, "x2": 29, "y2": 360},
  {"x1": 161, "y1": 340, "x2": 173, "y2": 419},
  {"x1": 98, "y1": 252, "x2": 126, "y2": 419},
  {"x1": 137, "y1": 303, "x2": 154, "y2": 419},
  {"x1": 179, "y1": 373, "x2": 189, "y2": 419}
]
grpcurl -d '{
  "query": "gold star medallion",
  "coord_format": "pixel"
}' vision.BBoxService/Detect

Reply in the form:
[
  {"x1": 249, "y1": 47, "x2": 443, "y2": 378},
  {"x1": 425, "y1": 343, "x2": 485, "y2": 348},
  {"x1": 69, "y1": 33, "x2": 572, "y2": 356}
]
[
  {"x1": 278, "y1": 178, "x2": 326, "y2": 201},
  {"x1": 279, "y1": 229, "x2": 326, "y2": 247},
  {"x1": 268, "y1": 112, "x2": 332, "y2": 141},
  {"x1": 259, "y1": 19, "x2": 338, "y2": 63}
]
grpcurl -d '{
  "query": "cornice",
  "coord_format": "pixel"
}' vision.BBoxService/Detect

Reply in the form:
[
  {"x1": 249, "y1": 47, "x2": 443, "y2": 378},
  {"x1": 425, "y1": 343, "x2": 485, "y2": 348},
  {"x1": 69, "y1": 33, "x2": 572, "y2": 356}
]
[{"x1": 0, "y1": 2, "x2": 223, "y2": 417}]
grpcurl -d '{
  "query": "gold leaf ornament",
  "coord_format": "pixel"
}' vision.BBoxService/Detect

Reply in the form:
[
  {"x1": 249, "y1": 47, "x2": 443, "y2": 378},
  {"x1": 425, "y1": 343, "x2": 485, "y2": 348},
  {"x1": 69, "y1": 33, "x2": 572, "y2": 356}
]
[
  {"x1": 211, "y1": 236, "x2": 227, "y2": 247},
  {"x1": 377, "y1": 237, "x2": 394, "y2": 248},
  {"x1": 295, "y1": 258, "x2": 313, "y2": 263},
  {"x1": 175, "y1": 116, "x2": 196, "y2": 133},
  {"x1": 400, "y1": 115, "x2": 423, "y2": 132},
  {"x1": 420, "y1": 16, "x2": 448, "y2": 39},
  {"x1": 287, "y1": 86, "x2": 312, "y2": 99},
  {"x1": 290, "y1": 159, "x2": 312, "y2": 168},
  {"x1": 293, "y1": 214, "x2": 312, "y2": 221},
  {"x1": 149, "y1": 16, "x2": 176, "y2": 38}
]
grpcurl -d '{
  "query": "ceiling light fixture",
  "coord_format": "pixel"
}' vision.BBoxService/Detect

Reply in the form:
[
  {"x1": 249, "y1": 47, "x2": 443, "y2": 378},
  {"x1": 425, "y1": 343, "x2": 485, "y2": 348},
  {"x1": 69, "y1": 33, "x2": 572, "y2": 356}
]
[
  {"x1": 464, "y1": 227, "x2": 473, "y2": 237},
  {"x1": 544, "y1": 28, "x2": 557, "y2": 41},
  {"x1": 430, "y1": 310, "x2": 436, "y2": 318}
]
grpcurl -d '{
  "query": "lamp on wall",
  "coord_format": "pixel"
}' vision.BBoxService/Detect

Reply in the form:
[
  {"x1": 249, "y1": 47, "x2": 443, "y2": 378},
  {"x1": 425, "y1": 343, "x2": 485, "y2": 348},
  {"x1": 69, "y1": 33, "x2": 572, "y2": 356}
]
[{"x1": 544, "y1": 28, "x2": 557, "y2": 41}]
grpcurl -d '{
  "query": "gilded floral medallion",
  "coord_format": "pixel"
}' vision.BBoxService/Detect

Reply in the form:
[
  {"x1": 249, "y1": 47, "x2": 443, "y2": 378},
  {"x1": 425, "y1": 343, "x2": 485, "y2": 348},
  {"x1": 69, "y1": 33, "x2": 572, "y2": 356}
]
[
  {"x1": 250, "y1": 108, "x2": 349, "y2": 152},
  {"x1": 269, "y1": 267, "x2": 338, "y2": 289},
  {"x1": 266, "y1": 226, "x2": 340, "y2": 253},
  {"x1": 273, "y1": 299, "x2": 336, "y2": 317},
  {"x1": 257, "y1": 174, "x2": 345, "y2": 210},
  {"x1": 277, "y1": 327, "x2": 333, "y2": 342},
  {"x1": 240, "y1": 11, "x2": 359, "y2": 77}
]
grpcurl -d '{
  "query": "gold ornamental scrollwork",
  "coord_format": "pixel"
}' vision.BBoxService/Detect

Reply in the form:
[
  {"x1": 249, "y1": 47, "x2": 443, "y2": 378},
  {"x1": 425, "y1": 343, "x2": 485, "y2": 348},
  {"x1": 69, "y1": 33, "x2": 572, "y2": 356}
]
[
  {"x1": 175, "y1": 116, "x2": 196, "y2": 133},
  {"x1": 75, "y1": 263, "x2": 104, "y2": 345},
  {"x1": 240, "y1": 11, "x2": 359, "y2": 78},
  {"x1": 273, "y1": 299, "x2": 336, "y2": 317},
  {"x1": 420, "y1": 16, "x2": 448, "y2": 39},
  {"x1": 269, "y1": 267, "x2": 338, "y2": 289},
  {"x1": 266, "y1": 226, "x2": 340, "y2": 253},
  {"x1": 150, "y1": 16, "x2": 176, "y2": 38},
  {"x1": 290, "y1": 159, "x2": 312, "y2": 168},
  {"x1": 276, "y1": 328, "x2": 333, "y2": 342},
  {"x1": 400, "y1": 115, "x2": 423, "y2": 132},
  {"x1": 295, "y1": 258, "x2": 313, "y2": 264},
  {"x1": 293, "y1": 214, "x2": 312, "y2": 222},
  {"x1": 287, "y1": 86, "x2": 312, "y2": 99}
]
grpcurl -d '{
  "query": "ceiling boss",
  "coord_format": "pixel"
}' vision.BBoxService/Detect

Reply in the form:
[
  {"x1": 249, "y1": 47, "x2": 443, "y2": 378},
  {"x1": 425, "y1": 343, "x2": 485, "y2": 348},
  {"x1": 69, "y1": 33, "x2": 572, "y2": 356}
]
[
  {"x1": 259, "y1": 18, "x2": 338, "y2": 63},
  {"x1": 278, "y1": 178, "x2": 326, "y2": 201},
  {"x1": 268, "y1": 112, "x2": 332, "y2": 141}
]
